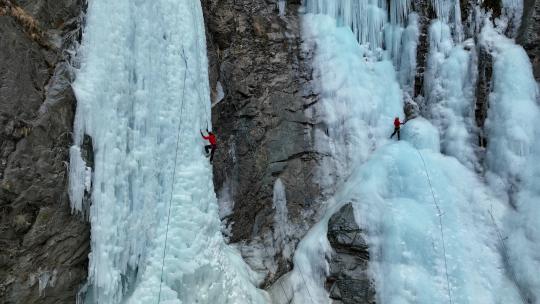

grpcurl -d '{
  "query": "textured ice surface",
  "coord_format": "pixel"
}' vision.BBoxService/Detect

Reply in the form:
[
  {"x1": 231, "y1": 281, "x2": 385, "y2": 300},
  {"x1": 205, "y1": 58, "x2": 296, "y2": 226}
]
[
  {"x1": 294, "y1": 10, "x2": 527, "y2": 304},
  {"x1": 286, "y1": 13, "x2": 402, "y2": 303},
  {"x1": 272, "y1": 179, "x2": 293, "y2": 261},
  {"x1": 396, "y1": 13, "x2": 419, "y2": 95},
  {"x1": 500, "y1": 0, "x2": 523, "y2": 36},
  {"x1": 70, "y1": 1, "x2": 267, "y2": 303},
  {"x1": 278, "y1": 0, "x2": 286, "y2": 16},
  {"x1": 348, "y1": 142, "x2": 522, "y2": 304},
  {"x1": 423, "y1": 20, "x2": 478, "y2": 170},
  {"x1": 481, "y1": 23, "x2": 540, "y2": 303},
  {"x1": 304, "y1": 0, "x2": 388, "y2": 51},
  {"x1": 302, "y1": 13, "x2": 403, "y2": 194}
]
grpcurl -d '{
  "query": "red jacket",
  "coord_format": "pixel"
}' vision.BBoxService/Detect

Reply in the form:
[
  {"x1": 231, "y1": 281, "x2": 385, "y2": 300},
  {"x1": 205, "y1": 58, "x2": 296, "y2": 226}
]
[
  {"x1": 394, "y1": 118, "x2": 401, "y2": 128},
  {"x1": 203, "y1": 133, "x2": 217, "y2": 145}
]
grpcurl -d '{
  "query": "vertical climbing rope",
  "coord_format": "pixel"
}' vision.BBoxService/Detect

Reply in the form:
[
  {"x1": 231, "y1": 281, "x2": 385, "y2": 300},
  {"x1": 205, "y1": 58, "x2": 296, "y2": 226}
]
[
  {"x1": 415, "y1": 149, "x2": 454, "y2": 304},
  {"x1": 296, "y1": 263, "x2": 316, "y2": 304},
  {"x1": 157, "y1": 48, "x2": 188, "y2": 304},
  {"x1": 488, "y1": 207, "x2": 528, "y2": 304},
  {"x1": 189, "y1": 0, "x2": 211, "y2": 130},
  {"x1": 259, "y1": 240, "x2": 292, "y2": 303},
  {"x1": 173, "y1": 48, "x2": 209, "y2": 131},
  {"x1": 258, "y1": 236, "x2": 316, "y2": 304}
]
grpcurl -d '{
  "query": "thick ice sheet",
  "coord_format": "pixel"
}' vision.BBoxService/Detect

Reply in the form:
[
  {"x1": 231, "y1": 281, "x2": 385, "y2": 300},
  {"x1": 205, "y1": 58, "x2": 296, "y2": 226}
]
[
  {"x1": 293, "y1": 11, "x2": 526, "y2": 304},
  {"x1": 348, "y1": 140, "x2": 522, "y2": 304},
  {"x1": 423, "y1": 20, "x2": 478, "y2": 170},
  {"x1": 69, "y1": 1, "x2": 267, "y2": 303},
  {"x1": 481, "y1": 23, "x2": 540, "y2": 303},
  {"x1": 302, "y1": 13, "x2": 403, "y2": 194}
]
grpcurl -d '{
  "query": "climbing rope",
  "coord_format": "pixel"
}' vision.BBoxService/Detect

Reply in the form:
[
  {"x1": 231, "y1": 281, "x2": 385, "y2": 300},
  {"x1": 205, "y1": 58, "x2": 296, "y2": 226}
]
[
  {"x1": 182, "y1": 48, "x2": 210, "y2": 131},
  {"x1": 487, "y1": 207, "x2": 528, "y2": 304},
  {"x1": 199, "y1": 83, "x2": 210, "y2": 130},
  {"x1": 258, "y1": 236, "x2": 316, "y2": 304},
  {"x1": 414, "y1": 149, "x2": 454, "y2": 304},
  {"x1": 157, "y1": 48, "x2": 189, "y2": 304},
  {"x1": 296, "y1": 263, "x2": 316, "y2": 304},
  {"x1": 258, "y1": 240, "x2": 291, "y2": 303},
  {"x1": 189, "y1": 0, "x2": 211, "y2": 130},
  {"x1": 174, "y1": 48, "x2": 209, "y2": 131}
]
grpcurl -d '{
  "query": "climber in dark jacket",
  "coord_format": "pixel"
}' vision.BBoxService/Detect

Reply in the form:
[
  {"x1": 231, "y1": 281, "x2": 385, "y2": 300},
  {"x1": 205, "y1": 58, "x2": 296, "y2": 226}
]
[
  {"x1": 390, "y1": 117, "x2": 405, "y2": 140},
  {"x1": 201, "y1": 129, "x2": 217, "y2": 162}
]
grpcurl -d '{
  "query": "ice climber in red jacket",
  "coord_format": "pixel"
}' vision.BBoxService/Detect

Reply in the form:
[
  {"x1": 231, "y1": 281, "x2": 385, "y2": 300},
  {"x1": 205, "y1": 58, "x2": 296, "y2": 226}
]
[
  {"x1": 390, "y1": 117, "x2": 405, "y2": 140},
  {"x1": 201, "y1": 129, "x2": 217, "y2": 162}
]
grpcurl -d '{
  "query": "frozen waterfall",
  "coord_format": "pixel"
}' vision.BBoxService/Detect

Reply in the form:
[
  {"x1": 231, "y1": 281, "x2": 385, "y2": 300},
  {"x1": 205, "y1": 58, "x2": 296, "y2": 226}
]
[
  {"x1": 66, "y1": 0, "x2": 540, "y2": 303},
  {"x1": 69, "y1": 1, "x2": 267, "y2": 303},
  {"x1": 290, "y1": 0, "x2": 538, "y2": 303}
]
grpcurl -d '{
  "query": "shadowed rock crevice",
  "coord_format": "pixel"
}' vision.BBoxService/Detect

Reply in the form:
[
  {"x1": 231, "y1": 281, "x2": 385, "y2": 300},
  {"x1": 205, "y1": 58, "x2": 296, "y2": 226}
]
[
  {"x1": 475, "y1": 45, "x2": 493, "y2": 148},
  {"x1": 202, "y1": 0, "x2": 321, "y2": 285}
]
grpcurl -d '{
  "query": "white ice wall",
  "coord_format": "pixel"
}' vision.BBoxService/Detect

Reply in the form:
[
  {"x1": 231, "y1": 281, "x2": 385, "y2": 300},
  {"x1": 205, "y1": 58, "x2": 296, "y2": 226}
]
[
  {"x1": 70, "y1": 1, "x2": 267, "y2": 303},
  {"x1": 297, "y1": 1, "x2": 534, "y2": 303},
  {"x1": 423, "y1": 20, "x2": 479, "y2": 170},
  {"x1": 481, "y1": 23, "x2": 540, "y2": 303}
]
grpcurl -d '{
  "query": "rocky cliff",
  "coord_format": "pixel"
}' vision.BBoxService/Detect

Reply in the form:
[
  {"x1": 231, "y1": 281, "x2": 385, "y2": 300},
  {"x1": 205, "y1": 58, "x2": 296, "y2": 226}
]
[
  {"x1": 0, "y1": 0, "x2": 89, "y2": 303},
  {"x1": 518, "y1": 0, "x2": 540, "y2": 80},
  {"x1": 1, "y1": 0, "x2": 538, "y2": 303},
  {"x1": 201, "y1": 0, "x2": 323, "y2": 285}
]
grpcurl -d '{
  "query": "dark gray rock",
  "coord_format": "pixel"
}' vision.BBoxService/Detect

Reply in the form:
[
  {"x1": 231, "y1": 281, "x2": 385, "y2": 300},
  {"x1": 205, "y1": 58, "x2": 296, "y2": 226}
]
[
  {"x1": 0, "y1": 0, "x2": 88, "y2": 303},
  {"x1": 517, "y1": 0, "x2": 540, "y2": 80},
  {"x1": 326, "y1": 203, "x2": 376, "y2": 304},
  {"x1": 202, "y1": 0, "x2": 321, "y2": 285},
  {"x1": 412, "y1": 0, "x2": 432, "y2": 100},
  {"x1": 474, "y1": 45, "x2": 493, "y2": 148}
]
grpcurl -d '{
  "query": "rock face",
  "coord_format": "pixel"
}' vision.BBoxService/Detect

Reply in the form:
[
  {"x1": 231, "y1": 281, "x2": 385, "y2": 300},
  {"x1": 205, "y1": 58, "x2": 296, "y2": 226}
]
[
  {"x1": 0, "y1": 0, "x2": 89, "y2": 303},
  {"x1": 518, "y1": 0, "x2": 540, "y2": 80},
  {"x1": 326, "y1": 203, "x2": 375, "y2": 304},
  {"x1": 201, "y1": 0, "x2": 321, "y2": 283},
  {"x1": 412, "y1": 0, "x2": 434, "y2": 100},
  {"x1": 475, "y1": 46, "x2": 493, "y2": 148}
]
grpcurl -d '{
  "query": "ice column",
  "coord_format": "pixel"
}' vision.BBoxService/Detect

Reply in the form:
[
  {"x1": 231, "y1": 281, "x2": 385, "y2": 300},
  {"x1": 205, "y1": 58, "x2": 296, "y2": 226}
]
[
  {"x1": 423, "y1": 20, "x2": 478, "y2": 169},
  {"x1": 70, "y1": 0, "x2": 268, "y2": 303},
  {"x1": 278, "y1": 0, "x2": 286, "y2": 16},
  {"x1": 481, "y1": 24, "x2": 540, "y2": 303},
  {"x1": 272, "y1": 179, "x2": 292, "y2": 260}
]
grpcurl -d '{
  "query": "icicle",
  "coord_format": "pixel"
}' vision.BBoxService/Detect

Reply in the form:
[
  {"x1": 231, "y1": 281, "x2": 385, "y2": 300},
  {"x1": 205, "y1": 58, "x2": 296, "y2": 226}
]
[
  {"x1": 398, "y1": 12, "x2": 420, "y2": 95},
  {"x1": 423, "y1": 18, "x2": 480, "y2": 170},
  {"x1": 389, "y1": 0, "x2": 411, "y2": 25},
  {"x1": 480, "y1": 23, "x2": 540, "y2": 302},
  {"x1": 453, "y1": 0, "x2": 464, "y2": 42},
  {"x1": 429, "y1": 0, "x2": 464, "y2": 41},
  {"x1": 304, "y1": 0, "x2": 388, "y2": 50},
  {"x1": 68, "y1": 146, "x2": 91, "y2": 213},
  {"x1": 500, "y1": 0, "x2": 523, "y2": 37},
  {"x1": 278, "y1": 0, "x2": 286, "y2": 16},
  {"x1": 273, "y1": 179, "x2": 292, "y2": 260}
]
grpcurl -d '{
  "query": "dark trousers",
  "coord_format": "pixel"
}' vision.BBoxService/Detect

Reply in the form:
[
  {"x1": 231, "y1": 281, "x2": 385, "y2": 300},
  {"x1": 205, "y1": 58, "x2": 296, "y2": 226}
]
[
  {"x1": 391, "y1": 127, "x2": 400, "y2": 140},
  {"x1": 205, "y1": 144, "x2": 217, "y2": 162}
]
